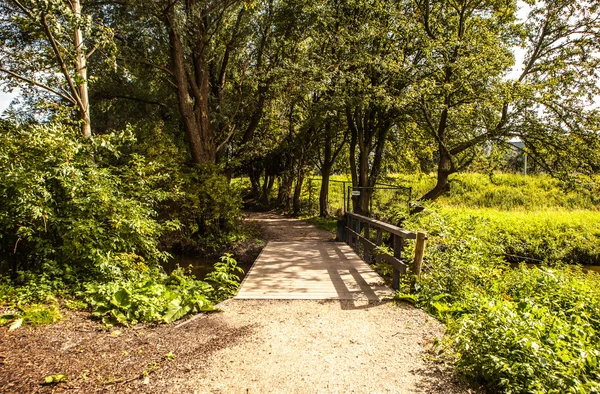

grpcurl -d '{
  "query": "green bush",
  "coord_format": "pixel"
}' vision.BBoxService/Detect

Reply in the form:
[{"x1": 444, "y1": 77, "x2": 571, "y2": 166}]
[
  {"x1": 0, "y1": 122, "x2": 173, "y2": 280},
  {"x1": 205, "y1": 253, "x2": 245, "y2": 302},
  {"x1": 84, "y1": 254, "x2": 244, "y2": 327},
  {"x1": 164, "y1": 165, "x2": 242, "y2": 253},
  {"x1": 84, "y1": 268, "x2": 215, "y2": 326},
  {"x1": 452, "y1": 266, "x2": 600, "y2": 393},
  {"x1": 399, "y1": 209, "x2": 600, "y2": 393}
]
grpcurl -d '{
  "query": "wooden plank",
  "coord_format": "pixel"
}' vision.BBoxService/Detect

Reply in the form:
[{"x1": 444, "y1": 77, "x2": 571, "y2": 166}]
[
  {"x1": 392, "y1": 234, "x2": 404, "y2": 290},
  {"x1": 346, "y1": 229, "x2": 407, "y2": 273},
  {"x1": 236, "y1": 241, "x2": 394, "y2": 301},
  {"x1": 380, "y1": 254, "x2": 408, "y2": 273}
]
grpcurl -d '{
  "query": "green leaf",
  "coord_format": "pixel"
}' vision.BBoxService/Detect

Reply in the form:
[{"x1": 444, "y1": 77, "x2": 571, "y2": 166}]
[
  {"x1": 111, "y1": 289, "x2": 131, "y2": 309},
  {"x1": 162, "y1": 298, "x2": 192, "y2": 323},
  {"x1": 44, "y1": 374, "x2": 67, "y2": 384}
]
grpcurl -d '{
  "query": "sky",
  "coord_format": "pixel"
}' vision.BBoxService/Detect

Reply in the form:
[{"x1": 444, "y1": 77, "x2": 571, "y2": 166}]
[{"x1": 0, "y1": 90, "x2": 15, "y2": 114}]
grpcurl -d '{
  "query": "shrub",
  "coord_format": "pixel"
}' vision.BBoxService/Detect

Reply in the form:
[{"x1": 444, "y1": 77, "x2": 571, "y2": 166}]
[
  {"x1": 452, "y1": 267, "x2": 600, "y2": 393},
  {"x1": 0, "y1": 122, "x2": 174, "y2": 280},
  {"x1": 84, "y1": 254, "x2": 244, "y2": 327},
  {"x1": 84, "y1": 268, "x2": 215, "y2": 326},
  {"x1": 164, "y1": 165, "x2": 242, "y2": 253},
  {"x1": 399, "y1": 209, "x2": 600, "y2": 392}
]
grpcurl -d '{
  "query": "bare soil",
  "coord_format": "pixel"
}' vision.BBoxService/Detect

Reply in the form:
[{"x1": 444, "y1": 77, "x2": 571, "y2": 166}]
[{"x1": 0, "y1": 211, "x2": 470, "y2": 393}]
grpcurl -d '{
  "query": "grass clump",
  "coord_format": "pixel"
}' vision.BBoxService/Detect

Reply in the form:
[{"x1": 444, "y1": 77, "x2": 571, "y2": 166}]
[{"x1": 21, "y1": 304, "x2": 62, "y2": 326}]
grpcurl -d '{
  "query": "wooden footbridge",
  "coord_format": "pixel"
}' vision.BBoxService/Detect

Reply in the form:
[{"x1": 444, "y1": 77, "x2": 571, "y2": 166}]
[{"x1": 237, "y1": 213, "x2": 426, "y2": 301}]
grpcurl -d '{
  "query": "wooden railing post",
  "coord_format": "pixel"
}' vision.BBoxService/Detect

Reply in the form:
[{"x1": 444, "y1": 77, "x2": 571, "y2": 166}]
[
  {"x1": 413, "y1": 232, "x2": 426, "y2": 279},
  {"x1": 363, "y1": 223, "x2": 371, "y2": 262},
  {"x1": 347, "y1": 214, "x2": 353, "y2": 247},
  {"x1": 392, "y1": 234, "x2": 404, "y2": 291},
  {"x1": 375, "y1": 229, "x2": 383, "y2": 265},
  {"x1": 353, "y1": 218, "x2": 361, "y2": 254},
  {"x1": 342, "y1": 213, "x2": 425, "y2": 291}
]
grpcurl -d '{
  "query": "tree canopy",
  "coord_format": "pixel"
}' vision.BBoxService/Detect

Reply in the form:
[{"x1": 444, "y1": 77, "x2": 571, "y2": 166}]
[{"x1": 1, "y1": 0, "x2": 599, "y2": 212}]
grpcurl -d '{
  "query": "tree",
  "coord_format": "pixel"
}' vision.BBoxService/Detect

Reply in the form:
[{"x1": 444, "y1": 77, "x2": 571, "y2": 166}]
[
  {"x1": 412, "y1": 0, "x2": 600, "y2": 203},
  {"x1": 507, "y1": 0, "x2": 600, "y2": 181},
  {"x1": 409, "y1": 0, "x2": 518, "y2": 202},
  {"x1": 0, "y1": 0, "x2": 114, "y2": 137},
  {"x1": 338, "y1": 0, "x2": 420, "y2": 214}
]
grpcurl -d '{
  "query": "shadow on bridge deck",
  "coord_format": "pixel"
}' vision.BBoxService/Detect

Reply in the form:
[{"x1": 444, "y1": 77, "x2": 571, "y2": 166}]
[{"x1": 236, "y1": 241, "x2": 394, "y2": 306}]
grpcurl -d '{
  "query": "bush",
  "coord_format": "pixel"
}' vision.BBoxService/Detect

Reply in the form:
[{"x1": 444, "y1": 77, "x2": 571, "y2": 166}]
[
  {"x1": 0, "y1": 122, "x2": 174, "y2": 280},
  {"x1": 452, "y1": 266, "x2": 600, "y2": 393},
  {"x1": 399, "y1": 209, "x2": 600, "y2": 393},
  {"x1": 164, "y1": 165, "x2": 242, "y2": 253},
  {"x1": 84, "y1": 268, "x2": 215, "y2": 326},
  {"x1": 84, "y1": 253, "x2": 244, "y2": 327}
]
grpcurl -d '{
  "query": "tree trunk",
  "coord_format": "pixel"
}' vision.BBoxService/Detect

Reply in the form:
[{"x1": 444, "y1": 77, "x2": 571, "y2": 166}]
[
  {"x1": 249, "y1": 165, "x2": 262, "y2": 199},
  {"x1": 72, "y1": 0, "x2": 91, "y2": 138},
  {"x1": 293, "y1": 174, "x2": 304, "y2": 215},
  {"x1": 319, "y1": 163, "x2": 331, "y2": 217},
  {"x1": 420, "y1": 148, "x2": 454, "y2": 201},
  {"x1": 261, "y1": 169, "x2": 270, "y2": 205},
  {"x1": 267, "y1": 175, "x2": 275, "y2": 195},
  {"x1": 277, "y1": 173, "x2": 293, "y2": 210},
  {"x1": 165, "y1": 7, "x2": 215, "y2": 164}
]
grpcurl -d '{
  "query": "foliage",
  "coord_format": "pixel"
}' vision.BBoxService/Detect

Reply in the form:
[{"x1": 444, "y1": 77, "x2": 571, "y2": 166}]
[
  {"x1": 0, "y1": 121, "x2": 173, "y2": 279},
  {"x1": 84, "y1": 267, "x2": 215, "y2": 327},
  {"x1": 204, "y1": 253, "x2": 245, "y2": 303},
  {"x1": 451, "y1": 266, "x2": 600, "y2": 393},
  {"x1": 399, "y1": 208, "x2": 600, "y2": 392},
  {"x1": 389, "y1": 173, "x2": 600, "y2": 211},
  {"x1": 161, "y1": 165, "x2": 242, "y2": 253},
  {"x1": 84, "y1": 254, "x2": 244, "y2": 327},
  {"x1": 1, "y1": 302, "x2": 62, "y2": 329}
]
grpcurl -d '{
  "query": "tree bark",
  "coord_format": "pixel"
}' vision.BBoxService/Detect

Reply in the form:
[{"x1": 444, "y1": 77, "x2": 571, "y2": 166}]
[
  {"x1": 165, "y1": 6, "x2": 216, "y2": 164},
  {"x1": 277, "y1": 173, "x2": 293, "y2": 210},
  {"x1": 420, "y1": 148, "x2": 454, "y2": 201},
  {"x1": 292, "y1": 173, "x2": 304, "y2": 216},
  {"x1": 319, "y1": 162, "x2": 331, "y2": 217},
  {"x1": 72, "y1": 0, "x2": 91, "y2": 138}
]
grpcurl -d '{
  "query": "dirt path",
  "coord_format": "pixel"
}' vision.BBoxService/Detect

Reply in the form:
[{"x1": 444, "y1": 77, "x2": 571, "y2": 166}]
[
  {"x1": 166, "y1": 211, "x2": 468, "y2": 393},
  {"x1": 245, "y1": 211, "x2": 335, "y2": 242}
]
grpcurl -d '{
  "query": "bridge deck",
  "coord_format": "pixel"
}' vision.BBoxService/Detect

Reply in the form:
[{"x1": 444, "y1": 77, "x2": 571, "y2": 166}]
[{"x1": 236, "y1": 241, "x2": 393, "y2": 301}]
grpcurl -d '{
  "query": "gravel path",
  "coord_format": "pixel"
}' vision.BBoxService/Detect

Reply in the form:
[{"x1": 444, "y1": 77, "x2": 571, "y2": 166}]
[{"x1": 169, "y1": 211, "x2": 468, "y2": 393}]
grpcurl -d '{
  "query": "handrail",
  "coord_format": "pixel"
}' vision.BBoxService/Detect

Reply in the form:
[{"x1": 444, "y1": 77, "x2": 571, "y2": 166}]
[
  {"x1": 346, "y1": 212, "x2": 422, "y2": 240},
  {"x1": 340, "y1": 212, "x2": 427, "y2": 290}
]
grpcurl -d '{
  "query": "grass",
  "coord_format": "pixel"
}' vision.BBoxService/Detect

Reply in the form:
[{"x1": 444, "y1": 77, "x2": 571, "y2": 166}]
[{"x1": 304, "y1": 216, "x2": 338, "y2": 233}]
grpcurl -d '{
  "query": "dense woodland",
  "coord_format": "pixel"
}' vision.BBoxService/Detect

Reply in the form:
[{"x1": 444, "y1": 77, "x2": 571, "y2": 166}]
[{"x1": 1, "y1": 0, "x2": 600, "y2": 392}]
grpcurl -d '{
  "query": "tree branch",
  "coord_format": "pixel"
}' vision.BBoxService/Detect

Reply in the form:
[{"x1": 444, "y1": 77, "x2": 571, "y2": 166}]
[
  {"x1": 40, "y1": 12, "x2": 84, "y2": 110},
  {"x1": 0, "y1": 67, "x2": 76, "y2": 104}
]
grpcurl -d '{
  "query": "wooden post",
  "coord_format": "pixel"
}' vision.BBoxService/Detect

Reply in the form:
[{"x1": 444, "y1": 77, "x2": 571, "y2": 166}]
[
  {"x1": 413, "y1": 232, "x2": 426, "y2": 279},
  {"x1": 346, "y1": 214, "x2": 352, "y2": 246},
  {"x1": 353, "y1": 218, "x2": 361, "y2": 254},
  {"x1": 392, "y1": 234, "x2": 403, "y2": 291},
  {"x1": 375, "y1": 229, "x2": 383, "y2": 265},
  {"x1": 363, "y1": 223, "x2": 371, "y2": 262}
]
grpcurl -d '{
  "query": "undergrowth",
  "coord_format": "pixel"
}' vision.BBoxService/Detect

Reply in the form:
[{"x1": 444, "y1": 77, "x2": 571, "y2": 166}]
[
  {"x1": 1, "y1": 253, "x2": 244, "y2": 329},
  {"x1": 397, "y1": 208, "x2": 600, "y2": 393}
]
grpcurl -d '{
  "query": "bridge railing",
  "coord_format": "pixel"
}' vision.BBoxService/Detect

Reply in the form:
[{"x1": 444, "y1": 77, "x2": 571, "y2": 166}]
[{"x1": 338, "y1": 212, "x2": 427, "y2": 290}]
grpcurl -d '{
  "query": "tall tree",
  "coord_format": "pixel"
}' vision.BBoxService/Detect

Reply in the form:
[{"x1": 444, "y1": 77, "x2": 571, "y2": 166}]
[
  {"x1": 410, "y1": 0, "x2": 518, "y2": 201},
  {"x1": 0, "y1": 0, "x2": 114, "y2": 136},
  {"x1": 412, "y1": 0, "x2": 600, "y2": 202}
]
